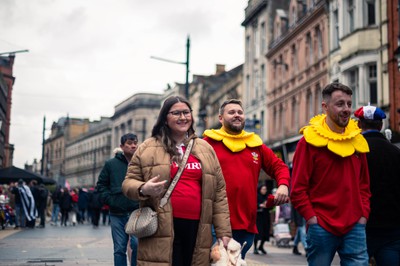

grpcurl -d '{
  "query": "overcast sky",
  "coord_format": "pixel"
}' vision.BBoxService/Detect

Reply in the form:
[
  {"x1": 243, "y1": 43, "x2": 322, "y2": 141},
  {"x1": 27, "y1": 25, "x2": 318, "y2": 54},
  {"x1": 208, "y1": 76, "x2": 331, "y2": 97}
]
[{"x1": 1, "y1": 0, "x2": 247, "y2": 168}]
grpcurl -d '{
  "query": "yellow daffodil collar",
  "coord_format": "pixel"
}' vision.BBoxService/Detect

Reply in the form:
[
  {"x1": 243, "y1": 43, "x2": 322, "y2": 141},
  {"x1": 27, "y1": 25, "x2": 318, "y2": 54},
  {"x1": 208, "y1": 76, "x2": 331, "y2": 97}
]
[
  {"x1": 203, "y1": 128, "x2": 263, "y2": 152},
  {"x1": 300, "y1": 114, "x2": 369, "y2": 157}
]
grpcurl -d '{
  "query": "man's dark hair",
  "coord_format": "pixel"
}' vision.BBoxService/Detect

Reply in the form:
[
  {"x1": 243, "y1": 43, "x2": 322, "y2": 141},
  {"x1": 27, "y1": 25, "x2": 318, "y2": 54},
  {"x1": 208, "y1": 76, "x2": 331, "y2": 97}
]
[
  {"x1": 219, "y1": 99, "x2": 243, "y2": 115},
  {"x1": 358, "y1": 119, "x2": 383, "y2": 131},
  {"x1": 322, "y1": 82, "x2": 353, "y2": 101},
  {"x1": 120, "y1": 133, "x2": 137, "y2": 145}
]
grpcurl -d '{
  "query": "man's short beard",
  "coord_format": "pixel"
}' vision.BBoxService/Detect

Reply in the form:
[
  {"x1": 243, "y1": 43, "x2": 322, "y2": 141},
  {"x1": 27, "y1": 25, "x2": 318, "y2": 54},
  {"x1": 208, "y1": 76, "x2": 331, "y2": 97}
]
[{"x1": 226, "y1": 122, "x2": 244, "y2": 133}]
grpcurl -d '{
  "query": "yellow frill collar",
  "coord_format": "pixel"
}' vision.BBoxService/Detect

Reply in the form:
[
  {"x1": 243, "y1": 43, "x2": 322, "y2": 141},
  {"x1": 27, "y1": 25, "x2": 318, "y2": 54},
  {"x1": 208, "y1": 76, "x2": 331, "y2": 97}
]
[
  {"x1": 300, "y1": 114, "x2": 369, "y2": 157},
  {"x1": 203, "y1": 128, "x2": 263, "y2": 152}
]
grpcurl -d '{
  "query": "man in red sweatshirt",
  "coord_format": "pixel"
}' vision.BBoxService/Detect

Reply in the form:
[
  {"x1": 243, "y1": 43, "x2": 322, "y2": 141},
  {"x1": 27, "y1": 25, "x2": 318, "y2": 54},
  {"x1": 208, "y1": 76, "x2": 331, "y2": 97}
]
[
  {"x1": 290, "y1": 82, "x2": 371, "y2": 266},
  {"x1": 203, "y1": 99, "x2": 290, "y2": 259}
]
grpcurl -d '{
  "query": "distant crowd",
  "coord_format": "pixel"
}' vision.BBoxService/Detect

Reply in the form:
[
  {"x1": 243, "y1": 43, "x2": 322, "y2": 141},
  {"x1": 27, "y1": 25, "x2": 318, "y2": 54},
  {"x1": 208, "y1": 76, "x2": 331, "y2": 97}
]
[{"x1": 0, "y1": 180, "x2": 110, "y2": 230}]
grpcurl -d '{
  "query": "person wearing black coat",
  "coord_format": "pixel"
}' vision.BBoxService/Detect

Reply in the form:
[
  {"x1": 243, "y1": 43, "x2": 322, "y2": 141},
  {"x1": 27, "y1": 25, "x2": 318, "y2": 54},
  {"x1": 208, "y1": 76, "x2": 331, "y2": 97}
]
[
  {"x1": 36, "y1": 184, "x2": 49, "y2": 228},
  {"x1": 88, "y1": 188, "x2": 102, "y2": 228},
  {"x1": 253, "y1": 184, "x2": 272, "y2": 255},
  {"x1": 77, "y1": 188, "x2": 89, "y2": 224},
  {"x1": 355, "y1": 105, "x2": 400, "y2": 266},
  {"x1": 59, "y1": 188, "x2": 72, "y2": 226}
]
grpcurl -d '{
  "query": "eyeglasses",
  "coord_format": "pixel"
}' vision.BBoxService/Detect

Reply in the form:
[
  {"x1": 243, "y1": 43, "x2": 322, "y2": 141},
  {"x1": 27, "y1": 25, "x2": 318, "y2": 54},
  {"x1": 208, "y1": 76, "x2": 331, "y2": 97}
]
[{"x1": 168, "y1": 109, "x2": 192, "y2": 117}]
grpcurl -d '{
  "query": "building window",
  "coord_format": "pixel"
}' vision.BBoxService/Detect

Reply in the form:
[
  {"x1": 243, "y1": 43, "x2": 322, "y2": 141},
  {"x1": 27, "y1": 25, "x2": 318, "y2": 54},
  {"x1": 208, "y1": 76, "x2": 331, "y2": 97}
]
[
  {"x1": 333, "y1": 9, "x2": 339, "y2": 49},
  {"x1": 365, "y1": 0, "x2": 376, "y2": 26},
  {"x1": 246, "y1": 36, "x2": 250, "y2": 63},
  {"x1": 291, "y1": 97, "x2": 299, "y2": 130},
  {"x1": 246, "y1": 75, "x2": 250, "y2": 106},
  {"x1": 261, "y1": 64, "x2": 265, "y2": 98},
  {"x1": 348, "y1": 0, "x2": 355, "y2": 33},
  {"x1": 254, "y1": 69, "x2": 259, "y2": 100},
  {"x1": 306, "y1": 89, "x2": 313, "y2": 120},
  {"x1": 316, "y1": 25, "x2": 323, "y2": 59},
  {"x1": 306, "y1": 32, "x2": 313, "y2": 65},
  {"x1": 260, "y1": 110, "x2": 264, "y2": 139},
  {"x1": 253, "y1": 24, "x2": 259, "y2": 59},
  {"x1": 349, "y1": 68, "x2": 359, "y2": 107},
  {"x1": 261, "y1": 22, "x2": 266, "y2": 53},
  {"x1": 315, "y1": 84, "x2": 322, "y2": 114},
  {"x1": 368, "y1": 64, "x2": 377, "y2": 104},
  {"x1": 291, "y1": 44, "x2": 298, "y2": 74},
  {"x1": 279, "y1": 104, "x2": 284, "y2": 136},
  {"x1": 273, "y1": 106, "x2": 278, "y2": 138},
  {"x1": 290, "y1": 6, "x2": 297, "y2": 26}
]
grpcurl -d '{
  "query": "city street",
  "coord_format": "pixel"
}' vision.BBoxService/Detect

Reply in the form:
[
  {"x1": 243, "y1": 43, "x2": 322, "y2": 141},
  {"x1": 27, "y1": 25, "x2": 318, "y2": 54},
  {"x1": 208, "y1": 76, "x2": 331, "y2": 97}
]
[{"x1": 0, "y1": 224, "x2": 340, "y2": 266}]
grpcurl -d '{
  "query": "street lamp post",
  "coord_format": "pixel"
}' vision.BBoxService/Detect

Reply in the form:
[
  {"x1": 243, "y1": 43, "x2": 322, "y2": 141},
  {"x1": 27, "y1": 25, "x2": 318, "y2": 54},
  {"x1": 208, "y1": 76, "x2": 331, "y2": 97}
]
[{"x1": 151, "y1": 35, "x2": 190, "y2": 99}]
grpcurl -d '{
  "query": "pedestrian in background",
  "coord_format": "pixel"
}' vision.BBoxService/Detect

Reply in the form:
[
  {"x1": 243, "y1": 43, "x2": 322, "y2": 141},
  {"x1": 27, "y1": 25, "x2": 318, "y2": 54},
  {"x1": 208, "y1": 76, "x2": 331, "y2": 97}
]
[
  {"x1": 290, "y1": 82, "x2": 371, "y2": 266},
  {"x1": 78, "y1": 188, "x2": 89, "y2": 224},
  {"x1": 10, "y1": 179, "x2": 37, "y2": 229},
  {"x1": 355, "y1": 105, "x2": 400, "y2": 266},
  {"x1": 101, "y1": 204, "x2": 110, "y2": 226},
  {"x1": 253, "y1": 184, "x2": 272, "y2": 255},
  {"x1": 36, "y1": 184, "x2": 49, "y2": 228},
  {"x1": 88, "y1": 187, "x2": 102, "y2": 228},
  {"x1": 203, "y1": 98, "x2": 290, "y2": 259},
  {"x1": 291, "y1": 206, "x2": 307, "y2": 256},
  {"x1": 122, "y1": 96, "x2": 231, "y2": 265},
  {"x1": 27, "y1": 180, "x2": 39, "y2": 228},
  {"x1": 69, "y1": 188, "x2": 79, "y2": 226},
  {"x1": 60, "y1": 187, "x2": 72, "y2": 226},
  {"x1": 97, "y1": 133, "x2": 139, "y2": 266},
  {"x1": 50, "y1": 185, "x2": 62, "y2": 226}
]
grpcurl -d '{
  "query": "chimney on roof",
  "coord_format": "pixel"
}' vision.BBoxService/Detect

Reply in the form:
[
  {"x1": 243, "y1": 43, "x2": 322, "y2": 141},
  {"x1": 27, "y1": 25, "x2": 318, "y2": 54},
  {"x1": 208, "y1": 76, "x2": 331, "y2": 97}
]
[{"x1": 216, "y1": 64, "x2": 226, "y2": 75}]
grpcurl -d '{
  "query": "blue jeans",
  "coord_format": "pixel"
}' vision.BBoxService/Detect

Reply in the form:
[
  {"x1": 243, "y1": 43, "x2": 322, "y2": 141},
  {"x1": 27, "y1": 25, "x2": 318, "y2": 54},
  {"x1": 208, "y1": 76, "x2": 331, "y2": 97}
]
[
  {"x1": 232, "y1": 230, "x2": 255, "y2": 259},
  {"x1": 110, "y1": 214, "x2": 138, "y2": 266},
  {"x1": 14, "y1": 203, "x2": 26, "y2": 227},
  {"x1": 294, "y1": 224, "x2": 307, "y2": 249},
  {"x1": 306, "y1": 223, "x2": 369, "y2": 266},
  {"x1": 367, "y1": 228, "x2": 400, "y2": 266},
  {"x1": 51, "y1": 203, "x2": 60, "y2": 224}
]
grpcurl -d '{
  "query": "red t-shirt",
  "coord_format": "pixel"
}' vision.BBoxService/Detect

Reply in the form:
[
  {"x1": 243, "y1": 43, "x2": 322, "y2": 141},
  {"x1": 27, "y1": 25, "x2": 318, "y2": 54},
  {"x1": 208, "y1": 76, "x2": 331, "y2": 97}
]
[{"x1": 170, "y1": 149, "x2": 202, "y2": 220}]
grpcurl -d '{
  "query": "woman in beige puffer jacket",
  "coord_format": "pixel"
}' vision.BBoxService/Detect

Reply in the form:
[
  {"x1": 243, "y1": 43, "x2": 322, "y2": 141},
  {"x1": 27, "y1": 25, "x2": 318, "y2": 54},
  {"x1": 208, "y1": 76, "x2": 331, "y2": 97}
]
[{"x1": 122, "y1": 96, "x2": 231, "y2": 266}]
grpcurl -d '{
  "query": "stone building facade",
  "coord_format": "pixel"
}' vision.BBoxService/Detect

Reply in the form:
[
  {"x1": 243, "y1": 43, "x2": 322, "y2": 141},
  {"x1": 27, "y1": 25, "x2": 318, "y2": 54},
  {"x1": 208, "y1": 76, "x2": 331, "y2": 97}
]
[
  {"x1": 64, "y1": 117, "x2": 112, "y2": 187},
  {"x1": 387, "y1": 0, "x2": 400, "y2": 141},
  {"x1": 328, "y1": 0, "x2": 389, "y2": 125},
  {"x1": 0, "y1": 55, "x2": 16, "y2": 168},
  {"x1": 241, "y1": 0, "x2": 290, "y2": 141},
  {"x1": 266, "y1": 0, "x2": 329, "y2": 163},
  {"x1": 190, "y1": 64, "x2": 243, "y2": 135},
  {"x1": 111, "y1": 93, "x2": 162, "y2": 149},
  {"x1": 43, "y1": 117, "x2": 90, "y2": 184}
]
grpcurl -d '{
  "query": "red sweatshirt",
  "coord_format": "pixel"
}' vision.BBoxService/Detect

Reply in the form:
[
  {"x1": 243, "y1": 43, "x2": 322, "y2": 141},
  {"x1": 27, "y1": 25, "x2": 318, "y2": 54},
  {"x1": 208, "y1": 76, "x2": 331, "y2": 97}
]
[
  {"x1": 204, "y1": 137, "x2": 290, "y2": 233},
  {"x1": 290, "y1": 137, "x2": 371, "y2": 236}
]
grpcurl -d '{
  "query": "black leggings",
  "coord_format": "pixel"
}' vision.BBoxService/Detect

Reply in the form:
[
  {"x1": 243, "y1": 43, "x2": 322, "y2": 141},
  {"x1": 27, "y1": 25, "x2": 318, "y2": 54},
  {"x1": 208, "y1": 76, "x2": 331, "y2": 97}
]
[{"x1": 172, "y1": 218, "x2": 199, "y2": 266}]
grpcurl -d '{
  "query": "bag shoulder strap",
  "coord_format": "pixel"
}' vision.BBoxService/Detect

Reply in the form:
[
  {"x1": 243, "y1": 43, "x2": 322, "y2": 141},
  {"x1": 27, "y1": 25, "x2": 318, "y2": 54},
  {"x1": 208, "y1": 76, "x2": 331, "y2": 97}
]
[{"x1": 159, "y1": 139, "x2": 194, "y2": 208}]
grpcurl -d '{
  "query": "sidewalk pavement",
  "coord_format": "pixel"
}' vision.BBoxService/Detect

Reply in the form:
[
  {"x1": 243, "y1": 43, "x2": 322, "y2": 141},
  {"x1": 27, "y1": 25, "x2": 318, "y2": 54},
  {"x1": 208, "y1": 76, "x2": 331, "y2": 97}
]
[{"x1": 0, "y1": 224, "x2": 340, "y2": 266}]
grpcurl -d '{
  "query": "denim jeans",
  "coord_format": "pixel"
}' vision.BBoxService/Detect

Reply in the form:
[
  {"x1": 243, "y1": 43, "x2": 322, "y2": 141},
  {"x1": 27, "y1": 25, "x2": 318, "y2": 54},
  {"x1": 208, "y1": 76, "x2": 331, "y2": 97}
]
[
  {"x1": 294, "y1": 224, "x2": 307, "y2": 249},
  {"x1": 306, "y1": 223, "x2": 369, "y2": 266},
  {"x1": 367, "y1": 228, "x2": 400, "y2": 266},
  {"x1": 14, "y1": 203, "x2": 26, "y2": 227},
  {"x1": 232, "y1": 230, "x2": 255, "y2": 259},
  {"x1": 110, "y1": 214, "x2": 138, "y2": 266},
  {"x1": 51, "y1": 203, "x2": 60, "y2": 224}
]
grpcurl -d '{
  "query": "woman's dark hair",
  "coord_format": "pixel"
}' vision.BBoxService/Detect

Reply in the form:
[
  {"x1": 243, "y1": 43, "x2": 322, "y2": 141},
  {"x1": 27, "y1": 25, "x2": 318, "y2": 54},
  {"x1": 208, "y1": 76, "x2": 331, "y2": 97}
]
[{"x1": 151, "y1": 96, "x2": 195, "y2": 157}]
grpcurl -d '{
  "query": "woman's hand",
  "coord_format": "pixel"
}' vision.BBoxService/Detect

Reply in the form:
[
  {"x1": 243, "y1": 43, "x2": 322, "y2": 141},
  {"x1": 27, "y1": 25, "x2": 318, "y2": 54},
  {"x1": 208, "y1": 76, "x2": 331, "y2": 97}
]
[
  {"x1": 140, "y1": 175, "x2": 168, "y2": 197},
  {"x1": 220, "y1": 237, "x2": 231, "y2": 248}
]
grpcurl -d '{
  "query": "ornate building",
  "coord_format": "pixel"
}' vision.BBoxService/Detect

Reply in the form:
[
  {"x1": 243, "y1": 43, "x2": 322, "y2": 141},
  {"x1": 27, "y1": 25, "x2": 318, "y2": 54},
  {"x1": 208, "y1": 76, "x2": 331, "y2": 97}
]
[
  {"x1": 64, "y1": 117, "x2": 112, "y2": 187},
  {"x1": 266, "y1": 0, "x2": 329, "y2": 164},
  {"x1": 43, "y1": 117, "x2": 90, "y2": 184},
  {"x1": 0, "y1": 55, "x2": 16, "y2": 168}
]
